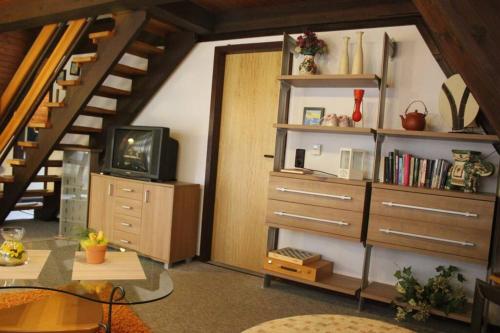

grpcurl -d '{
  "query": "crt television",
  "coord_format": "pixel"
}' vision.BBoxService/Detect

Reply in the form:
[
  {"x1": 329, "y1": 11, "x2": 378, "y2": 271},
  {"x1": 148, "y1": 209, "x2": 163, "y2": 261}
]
[{"x1": 103, "y1": 126, "x2": 178, "y2": 181}]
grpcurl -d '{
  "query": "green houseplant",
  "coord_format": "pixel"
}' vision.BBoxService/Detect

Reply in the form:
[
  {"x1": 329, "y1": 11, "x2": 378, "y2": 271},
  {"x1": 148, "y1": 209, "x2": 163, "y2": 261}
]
[{"x1": 80, "y1": 230, "x2": 108, "y2": 264}]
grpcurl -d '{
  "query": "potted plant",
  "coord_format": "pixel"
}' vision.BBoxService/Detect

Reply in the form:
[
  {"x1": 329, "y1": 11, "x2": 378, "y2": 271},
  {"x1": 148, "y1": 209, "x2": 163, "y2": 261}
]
[
  {"x1": 80, "y1": 230, "x2": 108, "y2": 264},
  {"x1": 295, "y1": 30, "x2": 327, "y2": 75}
]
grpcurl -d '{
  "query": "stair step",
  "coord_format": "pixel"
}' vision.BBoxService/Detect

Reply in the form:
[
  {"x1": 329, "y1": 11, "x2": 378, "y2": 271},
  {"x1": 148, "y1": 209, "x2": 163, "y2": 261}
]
[
  {"x1": 81, "y1": 106, "x2": 116, "y2": 117},
  {"x1": 8, "y1": 159, "x2": 26, "y2": 166},
  {"x1": 68, "y1": 126, "x2": 102, "y2": 134},
  {"x1": 89, "y1": 30, "x2": 115, "y2": 43},
  {"x1": 111, "y1": 63, "x2": 147, "y2": 77},
  {"x1": 0, "y1": 176, "x2": 14, "y2": 183},
  {"x1": 95, "y1": 85, "x2": 131, "y2": 97},
  {"x1": 0, "y1": 189, "x2": 55, "y2": 199},
  {"x1": 13, "y1": 202, "x2": 44, "y2": 210},
  {"x1": 57, "y1": 79, "x2": 81, "y2": 87},
  {"x1": 127, "y1": 40, "x2": 164, "y2": 57},
  {"x1": 73, "y1": 55, "x2": 97, "y2": 64},
  {"x1": 44, "y1": 160, "x2": 63, "y2": 167},
  {"x1": 144, "y1": 18, "x2": 178, "y2": 36},
  {"x1": 17, "y1": 141, "x2": 39, "y2": 148},
  {"x1": 43, "y1": 102, "x2": 65, "y2": 108},
  {"x1": 0, "y1": 175, "x2": 61, "y2": 183},
  {"x1": 27, "y1": 122, "x2": 51, "y2": 129}
]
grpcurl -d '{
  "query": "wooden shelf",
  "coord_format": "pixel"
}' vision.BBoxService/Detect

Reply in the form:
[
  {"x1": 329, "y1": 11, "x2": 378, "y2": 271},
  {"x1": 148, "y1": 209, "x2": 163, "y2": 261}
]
[
  {"x1": 274, "y1": 124, "x2": 375, "y2": 135},
  {"x1": 372, "y1": 182, "x2": 497, "y2": 202},
  {"x1": 278, "y1": 74, "x2": 381, "y2": 88},
  {"x1": 270, "y1": 171, "x2": 368, "y2": 186},
  {"x1": 264, "y1": 269, "x2": 361, "y2": 296},
  {"x1": 361, "y1": 282, "x2": 472, "y2": 323},
  {"x1": 378, "y1": 128, "x2": 499, "y2": 143}
]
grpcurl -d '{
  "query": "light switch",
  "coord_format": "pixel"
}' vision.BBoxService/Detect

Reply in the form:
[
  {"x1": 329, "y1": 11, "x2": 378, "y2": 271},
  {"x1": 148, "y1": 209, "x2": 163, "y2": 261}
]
[{"x1": 312, "y1": 144, "x2": 322, "y2": 156}]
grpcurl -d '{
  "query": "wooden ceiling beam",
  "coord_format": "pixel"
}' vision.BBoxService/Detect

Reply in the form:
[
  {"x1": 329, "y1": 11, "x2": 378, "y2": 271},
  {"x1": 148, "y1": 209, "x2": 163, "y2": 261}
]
[
  {"x1": 413, "y1": 0, "x2": 500, "y2": 135},
  {"x1": 153, "y1": 2, "x2": 214, "y2": 34},
  {"x1": 0, "y1": 0, "x2": 180, "y2": 32},
  {"x1": 205, "y1": 0, "x2": 420, "y2": 40}
]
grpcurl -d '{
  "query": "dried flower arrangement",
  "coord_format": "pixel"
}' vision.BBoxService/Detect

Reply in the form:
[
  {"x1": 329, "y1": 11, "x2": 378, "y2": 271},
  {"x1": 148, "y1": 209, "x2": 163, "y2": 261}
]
[{"x1": 294, "y1": 31, "x2": 327, "y2": 56}]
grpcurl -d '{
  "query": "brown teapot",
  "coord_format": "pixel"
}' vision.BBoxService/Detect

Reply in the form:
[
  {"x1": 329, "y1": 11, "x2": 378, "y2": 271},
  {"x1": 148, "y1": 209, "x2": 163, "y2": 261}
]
[{"x1": 400, "y1": 100, "x2": 428, "y2": 131}]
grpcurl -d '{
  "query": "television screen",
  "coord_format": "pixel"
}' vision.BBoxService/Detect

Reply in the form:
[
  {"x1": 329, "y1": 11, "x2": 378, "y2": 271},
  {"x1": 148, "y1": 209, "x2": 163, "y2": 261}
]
[{"x1": 111, "y1": 129, "x2": 153, "y2": 173}]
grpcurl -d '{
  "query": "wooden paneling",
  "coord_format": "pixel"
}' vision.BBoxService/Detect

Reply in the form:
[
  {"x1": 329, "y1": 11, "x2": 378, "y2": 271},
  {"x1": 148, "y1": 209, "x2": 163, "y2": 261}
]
[
  {"x1": 88, "y1": 174, "x2": 114, "y2": 238},
  {"x1": 193, "y1": 0, "x2": 293, "y2": 12},
  {"x1": 210, "y1": 50, "x2": 281, "y2": 272}
]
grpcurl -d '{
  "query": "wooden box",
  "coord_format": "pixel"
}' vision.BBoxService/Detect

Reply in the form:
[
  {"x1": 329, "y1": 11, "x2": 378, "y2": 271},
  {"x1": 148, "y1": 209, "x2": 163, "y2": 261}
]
[
  {"x1": 268, "y1": 247, "x2": 320, "y2": 265},
  {"x1": 263, "y1": 256, "x2": 333, "y2": 282}
]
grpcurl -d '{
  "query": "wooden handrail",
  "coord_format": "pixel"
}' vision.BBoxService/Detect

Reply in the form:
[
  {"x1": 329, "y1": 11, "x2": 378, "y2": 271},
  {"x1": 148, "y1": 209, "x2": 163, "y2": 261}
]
[
  {"x1": 0, "y1": 24, "x2": 58, "y2": 116},
  {"x1": 0, "y1": 19, "x2": 87, "y2": 157}
]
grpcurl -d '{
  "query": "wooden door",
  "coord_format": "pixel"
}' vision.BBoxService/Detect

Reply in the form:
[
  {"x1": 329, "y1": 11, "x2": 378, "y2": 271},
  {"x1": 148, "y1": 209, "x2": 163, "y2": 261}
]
[
  {"x1": 140, "y1": 184, "x2": 174, "y2": 260},
  {"x1": 211, "y1": 50, "x2": 281, "y2": 272},
  {"x1": 88, "y1": 174, "x2": 113, "y2": 238}
]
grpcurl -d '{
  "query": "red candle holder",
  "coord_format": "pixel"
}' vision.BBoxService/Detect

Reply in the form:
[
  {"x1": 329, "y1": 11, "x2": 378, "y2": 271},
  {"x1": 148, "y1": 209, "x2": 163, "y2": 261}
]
[{"x1": 352, "y1": 89, "x2": 365, "y2": 123}]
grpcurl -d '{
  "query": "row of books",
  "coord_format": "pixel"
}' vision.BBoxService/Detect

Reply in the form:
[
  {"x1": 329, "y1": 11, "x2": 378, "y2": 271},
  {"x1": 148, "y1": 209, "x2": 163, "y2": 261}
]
[{"x1": 383, "y1": 151, "x2": 452, "y2": 189}]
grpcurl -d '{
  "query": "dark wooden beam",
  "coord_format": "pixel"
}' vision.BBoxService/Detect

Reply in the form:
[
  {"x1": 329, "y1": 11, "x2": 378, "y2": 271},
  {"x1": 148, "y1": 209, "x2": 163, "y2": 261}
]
[
  {"x1": 152, "y1": 2, "x2": 214, "y2": 34},
  {"x1": 203, "y1": 0, "x2": 419, "y2": 41},
  {"x1": 0, "y1": 0, "x2": 179, "y2": 32},
  {"x1": 413, "y1": 0, "x2": 500, "y2": 135}
]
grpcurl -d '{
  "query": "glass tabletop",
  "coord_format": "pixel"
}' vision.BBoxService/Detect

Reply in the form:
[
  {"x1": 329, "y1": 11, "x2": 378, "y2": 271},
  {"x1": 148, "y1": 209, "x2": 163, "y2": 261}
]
[{"x1": 0, "y1": 239, "x2": 173, "y2": 305}]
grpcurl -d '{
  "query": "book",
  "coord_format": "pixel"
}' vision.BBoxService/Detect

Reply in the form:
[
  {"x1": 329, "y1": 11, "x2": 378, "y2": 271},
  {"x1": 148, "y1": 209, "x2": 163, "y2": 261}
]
[
  {"x1": 431, "y1": 159, "x2": 440, "y2": 189},
  {"x1": 413, "y1": 157, "x2": 420, "y2": 186},
  {"x1": 384, "y1": 157, "x2": 390, "y2": 183},
  {"x1": 418, "y1": 159, "x2": 427, "y2": 187},
  {"x1": 398, "y1": 156, "x2": 404, "y2": 185},
  {"x1": 403, "y1": 154, "x2": 411, "y2": 186},
  {"x1": 388, "y1": 152, "x2": 394, "y2": 184},
  {"x1": 409, "y1": 157, "x2": 415, "y2": 187},
  {"x1": 425, "y1": 160, "x2": 434, "y2": 188}
]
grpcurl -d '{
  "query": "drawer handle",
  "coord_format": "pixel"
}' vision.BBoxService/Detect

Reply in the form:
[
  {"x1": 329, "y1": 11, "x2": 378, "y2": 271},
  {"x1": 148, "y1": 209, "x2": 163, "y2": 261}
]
[
  {"x1": 108, "y1": 184, "x2": 113, "y2": 196},
  {"x1": 274, "y1": 211, "x2": 349, "y2": 226},
  {"x1": 379, "y1": 228, "x2": 475, "y2": 247},
  {"x1": 120, "y1": 239, "x2": 131, "y2": 244},
  {"x1": 276, "y1": 187, "x2": 351, "y2": 200},
  {"x1": 381, "y1": 201, "x2": 477, "y2": 217},
  {"x1": 121, "y1": 205, "x2": 132, "y2": 210},
  {"x1": 121, "y1": 188, "x2": 134, "y2": 192},
  {"x1": 120, "y1": 222, "x2": 132, "y2": 227}
]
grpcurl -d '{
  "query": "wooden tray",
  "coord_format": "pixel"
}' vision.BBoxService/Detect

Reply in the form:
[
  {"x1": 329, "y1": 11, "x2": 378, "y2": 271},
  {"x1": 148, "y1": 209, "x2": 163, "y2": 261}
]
[
  {"x1": 268, "y1": 247, "x2": 321, "y2": 265},
  {"x1": 263, "y1": 256, "x2": 332, "y2": 282}
]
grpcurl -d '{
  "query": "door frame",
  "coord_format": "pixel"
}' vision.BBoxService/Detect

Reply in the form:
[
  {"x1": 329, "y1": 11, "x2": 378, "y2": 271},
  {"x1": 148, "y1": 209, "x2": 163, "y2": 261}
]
[{"x1": 199, "y1": 41, "x2": 283, "y2": 261}]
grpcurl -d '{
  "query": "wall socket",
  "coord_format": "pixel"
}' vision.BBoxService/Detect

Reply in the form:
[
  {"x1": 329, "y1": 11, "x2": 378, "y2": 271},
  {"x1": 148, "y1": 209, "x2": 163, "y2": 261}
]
[{"x1": 312, "y1": 144, "x2": 322, "y2": 156}]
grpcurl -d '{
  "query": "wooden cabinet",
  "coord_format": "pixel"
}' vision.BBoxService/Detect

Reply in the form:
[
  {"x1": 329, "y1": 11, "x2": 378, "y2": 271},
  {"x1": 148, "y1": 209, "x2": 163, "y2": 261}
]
[{"x1": 88, "y1": 173, "x2": 200, "y2": 265}]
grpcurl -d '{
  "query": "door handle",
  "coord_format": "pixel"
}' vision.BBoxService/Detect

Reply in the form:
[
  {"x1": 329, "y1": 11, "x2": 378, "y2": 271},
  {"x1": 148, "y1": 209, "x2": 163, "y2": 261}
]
[{"x1": 264, "y1": 154, "x2": 274, "y2": 158}]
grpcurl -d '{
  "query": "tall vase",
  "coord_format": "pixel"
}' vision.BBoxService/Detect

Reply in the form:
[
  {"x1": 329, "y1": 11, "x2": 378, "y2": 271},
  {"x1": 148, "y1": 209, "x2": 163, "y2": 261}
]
[
  {"x1": 299, "y1": 54, "x2": 317, "y2": 75},
  {"x1": 352, "y1": 31, "x2": 364, "y2": 74},
  {"x1": 338, "y1": 36, "x2": 350, "y2": 75}
]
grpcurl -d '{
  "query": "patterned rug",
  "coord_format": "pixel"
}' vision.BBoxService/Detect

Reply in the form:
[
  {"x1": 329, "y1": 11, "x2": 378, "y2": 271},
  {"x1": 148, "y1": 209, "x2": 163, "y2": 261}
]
[
  {"x1": 243, "y1": 314, "x2": 415, "y2": 333},
  {"x1": 0, "y1": 290, "x2": 151, "y2": 333}
]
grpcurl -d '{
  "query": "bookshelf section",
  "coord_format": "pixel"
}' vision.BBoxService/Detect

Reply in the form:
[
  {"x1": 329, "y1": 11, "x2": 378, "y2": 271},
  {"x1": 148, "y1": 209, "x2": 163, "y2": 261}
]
[
  {"x1": 378, "y1": 129, "x2": 499, "y2": 143},
  {"x1": 274, "y1": 124, "x2": 375, "y2": 135}
]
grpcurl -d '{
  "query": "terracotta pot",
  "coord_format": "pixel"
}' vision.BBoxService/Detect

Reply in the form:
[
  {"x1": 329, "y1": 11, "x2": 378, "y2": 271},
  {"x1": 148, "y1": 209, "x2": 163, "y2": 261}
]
[{"x1": 85, "y1": 244, "x2": 107, "y2": 264}]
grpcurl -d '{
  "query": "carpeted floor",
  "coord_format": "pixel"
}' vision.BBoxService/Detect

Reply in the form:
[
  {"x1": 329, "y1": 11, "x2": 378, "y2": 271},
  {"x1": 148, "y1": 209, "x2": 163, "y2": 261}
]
[{"x1": 4, "y1": 219, "x2": 471, "y2": 333}]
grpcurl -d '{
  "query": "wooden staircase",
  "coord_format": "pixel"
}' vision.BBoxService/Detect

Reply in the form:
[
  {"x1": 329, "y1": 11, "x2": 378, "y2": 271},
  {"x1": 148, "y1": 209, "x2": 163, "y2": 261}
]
[{"x1": 0, "y1": 11, "x2": 196, "y2": 222}]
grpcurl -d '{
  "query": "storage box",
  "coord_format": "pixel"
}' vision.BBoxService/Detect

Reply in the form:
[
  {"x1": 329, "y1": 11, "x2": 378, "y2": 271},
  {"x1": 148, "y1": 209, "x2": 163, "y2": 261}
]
[
  {"x1": 268, "y1": 247, "x2": 321, "y2": 265},
  {"x1": 263, "y1": 256, "x2": 333, "y2": 282}
]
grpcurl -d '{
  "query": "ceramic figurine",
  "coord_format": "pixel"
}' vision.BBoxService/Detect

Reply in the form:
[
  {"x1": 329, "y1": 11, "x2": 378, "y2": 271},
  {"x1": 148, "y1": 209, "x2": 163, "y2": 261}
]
[
  {"x1": 400, "y1": 100, "x2": 428, "y2": 131},
  {"x1": 352, "y1": 31, "x2": 364, "y2": 74},
  {"x1": 338, "y1": 36, "x2": 350, "y2": 75},
  {"x1": 352, "y1": 89, "x2": 364, "y2": 123},
  {"x1": 321, "y1": 114, "x2": 338, "y2": 127},
  {"x1": 338, "y1": 115, "x2": 350, "y2": 128},
  {"x1": 445, "y1": 150, "x2": 494, "y2": 193}
]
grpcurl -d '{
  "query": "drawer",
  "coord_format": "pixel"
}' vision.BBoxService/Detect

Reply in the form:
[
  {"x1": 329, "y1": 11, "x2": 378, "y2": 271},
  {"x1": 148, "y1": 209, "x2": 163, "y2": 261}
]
[
  {"x1": 367, "y1": 215, "x2": 490, "y2": 262},
  {"x1": 112, "y1": 229, "x2": 140, "y2": 251},
  {"x1": 263, "y1": 257, "x2": 333, "y2": 282},
  {"x1": 266, "y1": 199, "x2": 363, "y2": 240},
  {"x1": 114, "y1": 180, "x2": 144, "y2": 201},
  {"x1": 268, "y1": 175, "x2": 366, "y2": 211},
  {"x1": 113, "y1": 214, "x2": 141, "y2": 234},
  {"x1": 113, "y1": 197, "x2": 142, "y2": 218},
  {"x1": 370, "y1": 188, "x2": 495, "y2": 230}
]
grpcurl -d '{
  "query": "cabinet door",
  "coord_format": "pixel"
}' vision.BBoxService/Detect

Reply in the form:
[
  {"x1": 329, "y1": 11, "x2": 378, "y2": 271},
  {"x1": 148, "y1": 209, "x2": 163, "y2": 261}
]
[
  {"x1": 140, "y1": 184, "x2": 174, "y2": 261},
  {"x1": 88, "y1": 174, "x2": 114, "y2": 238}
]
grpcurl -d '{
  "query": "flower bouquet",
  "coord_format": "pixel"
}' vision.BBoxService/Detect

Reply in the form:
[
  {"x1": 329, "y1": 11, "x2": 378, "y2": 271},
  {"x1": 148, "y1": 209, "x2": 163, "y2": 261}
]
[{"x1": 295, "y1": 31, "x2": 327, "y2": 74}]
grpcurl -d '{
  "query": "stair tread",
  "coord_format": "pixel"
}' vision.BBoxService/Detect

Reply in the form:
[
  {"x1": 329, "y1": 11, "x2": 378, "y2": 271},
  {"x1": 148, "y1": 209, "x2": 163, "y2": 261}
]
[
  {"x1": 56, "y1": 144, "x2": 103, "y2": 152},
  {"x1": 81, "y1": 106, "x2": 116, "y2": 116},
  {"x1": 44, "y1": 160, "x2": 63, "y2": 167},
  {"x1": 27, "y1": 122, "x2": 51, "y2": 129},
  {"x1": 144, "y1": 19, "x2": 178, "y2": 36},
  {"x1": 111, "y1": 63, "x2": 147, "y2": 77},
  {"x1": 43, "y1": 102, "x2": 64, "y2": 108},
  {"x1": 73, "y1": 55, "x2": 97, "y2": 64},
  {"x1": 17, "y1": 141, "x2": 39, "y2": 148},
  {"x1": 0, "y1": 175, "x2": 61, "y2": 183},
  {"x1": 8, "y1": 159, "x2": 26, "y2": 166},
  {"x1": 69, "y1": 126, "x2": 103, "y2": 134},
  {"x1": 89, "y1": 30, "x2": 114, "y2": 43},
  {"x1": 127, "y1": 40, "x2": 164, "y2": 57},
  {"x1": 57, "y1": 79, "x2": 81, "y2": 87},
  {"x1": 13, "y1": 202, "x2": 43, "y2": 210},
  {"x1": 0, "y1": 190, "x2": 55, "y2": 199},
  {"x1": 95, "y1": 85, "x2": 131, "y2": 97}
]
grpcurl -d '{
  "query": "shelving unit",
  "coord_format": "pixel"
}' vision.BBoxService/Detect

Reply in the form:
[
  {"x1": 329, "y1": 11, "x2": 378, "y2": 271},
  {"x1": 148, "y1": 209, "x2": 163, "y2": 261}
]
[{"x1": 263, "y1": 32, "x2": 396, "y2": 298}]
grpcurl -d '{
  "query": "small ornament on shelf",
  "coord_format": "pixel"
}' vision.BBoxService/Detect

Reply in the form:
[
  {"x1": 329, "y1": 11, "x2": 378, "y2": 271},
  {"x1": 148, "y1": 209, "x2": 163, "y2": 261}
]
[
  {"x1": 445, "y1": 150, "x2": 494, "y2": 193},
  {"x1": 352, "y1": 89, "x2": 364, "y2": 124},
  {"x1": 351, "y1": 31, "x2": 364, "y2": 74},
  {"x1": 339, "y1": 148, "x2": 365, "y2": 180},
  {"x1": 294, "y1": 30, "x2": 327, "y2": 75},
  {"x1": 338, "y1": 36, "x2": 350, "y2": 74},
  {"x1": 321, "y1": 114, "x2": 338, "y2": 127},
  {"x1": 400, "y1": 100, "x2": 428, "y2": 131}
]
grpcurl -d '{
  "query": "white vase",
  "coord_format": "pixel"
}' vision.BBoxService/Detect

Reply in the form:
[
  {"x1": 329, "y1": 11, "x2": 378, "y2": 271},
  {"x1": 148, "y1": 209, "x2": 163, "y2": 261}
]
[
  {"x1": 352, "y1": 31, "x2": 364, "y2": 74},
  {"x1": 338, "y1": 36, "x2": 350, "y2": 75}
]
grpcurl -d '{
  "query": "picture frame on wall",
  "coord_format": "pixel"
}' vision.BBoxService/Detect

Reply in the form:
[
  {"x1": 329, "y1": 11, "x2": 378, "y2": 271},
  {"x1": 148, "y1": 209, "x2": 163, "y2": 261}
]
[
  {"x1": 303, "y1": 107, "x2": 325, "y2": 126},
  {"x1": 69, "y1": 62, "x2": 80, "y2": 76}
]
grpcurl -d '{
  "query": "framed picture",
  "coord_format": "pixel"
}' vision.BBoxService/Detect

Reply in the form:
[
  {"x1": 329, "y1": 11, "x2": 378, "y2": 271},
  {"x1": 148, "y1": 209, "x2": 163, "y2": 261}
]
[
  {"x1": 303, "y1": 107, "x2": 325, "y2": 126},
  {"x1": 69, "y1": 62, "x2": 80, "y2": 76}
]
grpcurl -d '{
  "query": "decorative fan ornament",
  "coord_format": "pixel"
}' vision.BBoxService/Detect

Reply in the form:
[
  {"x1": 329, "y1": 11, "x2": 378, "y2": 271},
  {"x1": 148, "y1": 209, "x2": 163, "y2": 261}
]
[{"x1": 438, "y1": 74, "x2": 479, "y2": 131}]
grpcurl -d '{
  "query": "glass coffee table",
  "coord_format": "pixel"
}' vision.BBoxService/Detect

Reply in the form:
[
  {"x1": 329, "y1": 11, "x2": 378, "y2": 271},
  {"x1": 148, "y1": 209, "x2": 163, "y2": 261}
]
[{"x1": 0, "y1": 239, "x2": 174, "y2": 332}]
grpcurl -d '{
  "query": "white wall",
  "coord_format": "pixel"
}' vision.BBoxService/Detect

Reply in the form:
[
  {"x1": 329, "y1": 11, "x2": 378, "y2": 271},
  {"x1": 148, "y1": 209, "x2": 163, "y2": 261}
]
[{"x1": 134, "y1": 25, "x2": 498, "y2": 297}]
